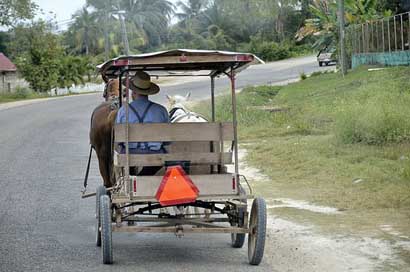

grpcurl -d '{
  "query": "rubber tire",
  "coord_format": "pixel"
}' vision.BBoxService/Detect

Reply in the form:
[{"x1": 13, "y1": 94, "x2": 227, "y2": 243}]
[
  {"x1": 248, "y1": 197, "x2": 267, "y2": 266},
  {"x1": 325, "y1": 62, "x2": 329, "y2": 66},
  {"x1": 96, "y1": 186, "x2": 107, "y2": 247},
  {"x1": 231, "y1": 184, "x2": 246, "y2": 248},
  {"x1": 100, "y1": 195, "x2": 113, "y2": 264},
  {"x1": 231, "y1": 233, "x2": 245, "y2": 248},
  {"x1": 319, "y1": 62, "x2": 323, "y2": 67}
]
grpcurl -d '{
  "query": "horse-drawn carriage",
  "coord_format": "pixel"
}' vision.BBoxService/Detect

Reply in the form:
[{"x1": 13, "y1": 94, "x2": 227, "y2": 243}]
[{"x1": 84, "y1": 49, "x2": 267, "y2": 266}]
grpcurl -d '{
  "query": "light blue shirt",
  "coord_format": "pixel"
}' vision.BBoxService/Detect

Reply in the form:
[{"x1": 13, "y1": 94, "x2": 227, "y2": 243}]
[{"x1": 116, "y1": 96, "x2": 169, "y2": 151}]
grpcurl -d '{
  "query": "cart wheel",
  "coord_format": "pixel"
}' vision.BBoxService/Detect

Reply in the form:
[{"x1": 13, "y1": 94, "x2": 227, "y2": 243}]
[
  {"x1": 231, "y1": 184, "x2": 247, "y2": 248},
  {"x1": 248, "y1": 197, "x2": 266, "y2": 266},
  {"x1": 100, "y1": 195, "x2": 113, "y2": 264},
  {"x1": 95, "y1": 186, "x2": 107, "y2": 247},
  {"x1": 231, "y1": 206, "x2": 246, "y2": 248}
]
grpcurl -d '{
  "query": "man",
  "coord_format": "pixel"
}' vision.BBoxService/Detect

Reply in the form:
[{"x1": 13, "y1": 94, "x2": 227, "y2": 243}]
[{"x1": 116, "y1": 71, "x2": 169, "y2": 175}]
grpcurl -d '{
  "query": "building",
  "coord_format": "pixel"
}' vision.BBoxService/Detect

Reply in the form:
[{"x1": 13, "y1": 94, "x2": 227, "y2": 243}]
[{"x1": 0, "y1": 53, "x2": 28, "y2": 94}]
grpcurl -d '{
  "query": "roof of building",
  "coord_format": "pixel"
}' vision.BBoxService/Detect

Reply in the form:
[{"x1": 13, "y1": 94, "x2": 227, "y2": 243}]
[{"x1": 0, "y1": 53, "x2": 17, "y2": 72}]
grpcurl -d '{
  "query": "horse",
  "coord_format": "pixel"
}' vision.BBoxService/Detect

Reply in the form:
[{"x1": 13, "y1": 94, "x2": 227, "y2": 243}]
[
  {"x1": 88, "y1": 79, "x2": 119, "y2": 188},
  {"x1": 166, "y1": 92, "x2": 210, "y2": 217},
  {"x1": 167, "y1": 92, "x2": 208, "y2": 123}
]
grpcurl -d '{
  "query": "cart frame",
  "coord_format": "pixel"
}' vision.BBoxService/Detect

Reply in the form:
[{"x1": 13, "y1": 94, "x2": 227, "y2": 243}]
[{"x1": 92, "y1": 49, "x2": 267, "y2": 266}]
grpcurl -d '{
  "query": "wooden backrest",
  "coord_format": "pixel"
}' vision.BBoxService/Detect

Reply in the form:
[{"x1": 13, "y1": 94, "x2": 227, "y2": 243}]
[
  {"x1": 113, "y1": 122, "x2": 234, "y2": 169},
  {"x1": 114, "y1": 122, "x2": 234, "y2": 142}
]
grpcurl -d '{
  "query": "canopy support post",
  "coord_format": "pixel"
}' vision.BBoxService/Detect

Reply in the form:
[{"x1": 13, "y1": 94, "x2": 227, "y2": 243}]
[
  {"x1": 124, "y1": 70, "x2": 130, "y2": 196},
  {"x1": 210, "y1": 76, "x2": 217, "y2": 173},
  {"x1": 228, "y1": 68, "x2": 239, "y2": 183},
  {"x1": 211, "y1": 76, "x2": 216, "y2": 122}
]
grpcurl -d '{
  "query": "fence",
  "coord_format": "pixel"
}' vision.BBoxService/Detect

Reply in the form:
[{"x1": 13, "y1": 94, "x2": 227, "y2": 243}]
[{"x1": 349, "y1": 12, "x2": 410, "y2": 68}]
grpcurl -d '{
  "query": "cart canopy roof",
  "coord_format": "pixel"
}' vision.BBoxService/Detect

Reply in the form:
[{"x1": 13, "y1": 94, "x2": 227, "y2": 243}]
[{"x1": 97, "y1": 49, "x2": 264, "y2": 82}]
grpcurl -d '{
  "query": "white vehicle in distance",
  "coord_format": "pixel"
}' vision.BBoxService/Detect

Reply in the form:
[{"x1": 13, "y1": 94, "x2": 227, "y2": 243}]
[{"x1": 317, "y1": 48, "x2": 336, "y2": 67}]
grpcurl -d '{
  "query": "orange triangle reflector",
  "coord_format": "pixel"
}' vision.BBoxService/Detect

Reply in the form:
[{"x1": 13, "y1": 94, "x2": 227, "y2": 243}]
[{"x1": 155, "y1": 166, "x2": 199, "y2": 206}]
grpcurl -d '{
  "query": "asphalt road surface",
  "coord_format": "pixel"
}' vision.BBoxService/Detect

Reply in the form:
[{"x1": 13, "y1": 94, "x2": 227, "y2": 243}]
[{"x1": 0, "y1": 56, "x2": 331, "y2": 272}]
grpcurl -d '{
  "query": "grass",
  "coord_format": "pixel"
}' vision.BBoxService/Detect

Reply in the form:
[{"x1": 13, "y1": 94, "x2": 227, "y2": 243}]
[
  {"x1": 193, "y1": 66, "x2": 410, "y2": 212},
  {"x1": 0, "y1": 88, "x2": 49, "y2": 103},
  {"x1": 0, "y1": 88, "x2": 98, "y2": 104}
]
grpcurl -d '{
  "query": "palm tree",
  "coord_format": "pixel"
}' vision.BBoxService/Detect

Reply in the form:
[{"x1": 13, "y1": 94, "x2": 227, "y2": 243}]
[
  {"x1": 176, "y1": 0, "x2": 208, "y2": 23},
  {"x1": 296, "y1": 0, "x2": 389, "y2": 50},
  {"x1": 70, "y1": 7, "x2": 99, "y2": 55},
  {"x1": 86, "y1": 0, "x2": 114, "y2": 59},
  {"x1": 120, "y1": 0, "x2": 174, "y2": 48}
]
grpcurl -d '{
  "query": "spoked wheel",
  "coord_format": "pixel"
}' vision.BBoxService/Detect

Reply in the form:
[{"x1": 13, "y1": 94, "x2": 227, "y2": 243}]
[
  {"x1": 100, "y1": 195, "x2": 113, "y2": 264},
  {"x1": 248, "y1": 197, "x2": 267, "y2": 265},
  {"x1": 95, "y1": 186, "x2": 107, "y2": 247}
]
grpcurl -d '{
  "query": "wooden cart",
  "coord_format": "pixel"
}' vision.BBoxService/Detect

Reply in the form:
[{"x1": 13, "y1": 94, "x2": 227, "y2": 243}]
[{"x1": 90, "y1": 49, "x2": 266, "y2": 265}]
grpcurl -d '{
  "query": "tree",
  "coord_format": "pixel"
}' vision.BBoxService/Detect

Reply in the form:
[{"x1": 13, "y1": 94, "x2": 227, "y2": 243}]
[
  {"x1": 11, "y1": 21, "x2": 93, "y2": 92},
  {"x1": 296, "y1": 0, "x2": 389, "y2": 50},
  {"x1": 120, "y1": 0, "x2": 174, "y2": 48},
  {"x1": 176, "y1": 0, "x2": 208, "y2": 23},
  {"x1": 70, "y1": 7, "x2": 99, "y2": 55},
  {"x1": 0, "y1": 0, "x2": 38, "y2": 26},
  {"x1": 12, "y1": 21, "x2": 62, "y2": 92}
]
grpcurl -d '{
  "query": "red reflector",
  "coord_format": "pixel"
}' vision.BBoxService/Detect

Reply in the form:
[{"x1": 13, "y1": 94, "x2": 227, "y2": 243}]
[
  {"x1": 180, "y1": 54, "x2": 188, "y2": 62},
  {"x1": 113, "y1": 59, "x2": 130, "y2": 66},
  {"x1": 133, "y1": 177, "x2": 137, "y2": 192},
  {"x1": 232, "y1": 176, "x2": 236, "y2": 190},
  {"x1": 235, "y1": 55, "x2": 253, "y2": 62},
  {"x1": 155, "y1": 166, "x2": 199, "y2": 206}
]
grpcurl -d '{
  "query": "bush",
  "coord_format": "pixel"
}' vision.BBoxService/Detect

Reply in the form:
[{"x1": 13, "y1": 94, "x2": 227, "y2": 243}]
[
  {"x1": 13, "y1": 86, "x2": 31, "y2": 98},
  {"x1": 243, "y1": 36, "x2": 291, "y2": 61},
  {"x1": 335, "y1": 92, "x2": 410, "y2": 145}
]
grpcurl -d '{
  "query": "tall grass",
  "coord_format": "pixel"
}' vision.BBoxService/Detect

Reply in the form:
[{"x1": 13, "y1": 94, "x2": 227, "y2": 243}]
[{"x1": 335, "y1": 92, "x2": 410, "y2": 145}]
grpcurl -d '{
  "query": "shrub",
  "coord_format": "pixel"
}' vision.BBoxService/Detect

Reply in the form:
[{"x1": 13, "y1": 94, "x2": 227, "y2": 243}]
[
  {"x1": 244, "y1": 36, "x2": 291, "y2": 61},
  {"x1": 13, "y1": 86, "x2": 31, "y2": 98},
  {"x1": 300, "y1": 72, "x2": 307, "y2": 80}
]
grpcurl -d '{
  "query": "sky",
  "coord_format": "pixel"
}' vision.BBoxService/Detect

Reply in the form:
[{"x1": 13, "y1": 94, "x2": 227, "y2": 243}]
[{"x1": 33, "y1": 0, "x2": 180, "y2": 30}]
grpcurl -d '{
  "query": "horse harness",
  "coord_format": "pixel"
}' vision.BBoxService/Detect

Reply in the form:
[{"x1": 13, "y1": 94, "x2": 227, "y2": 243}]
[
  {"x1": 83, "y1": 97, "x2": 120, "y2": 195},
  {"x1": 169, "y1": 107, "x2": 208, "y2": 123}
]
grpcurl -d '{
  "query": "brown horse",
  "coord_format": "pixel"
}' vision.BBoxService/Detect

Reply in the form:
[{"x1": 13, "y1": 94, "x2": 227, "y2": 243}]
[{"x1": 89, "y1": 79, "x2": 119, "y2": 188}]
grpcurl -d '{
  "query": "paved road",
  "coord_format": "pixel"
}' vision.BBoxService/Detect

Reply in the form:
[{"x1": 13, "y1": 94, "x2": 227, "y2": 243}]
[
  {"x1": 0, "y1": 56, "x2": 331, "y2": 272},
  {"x1": 160, "y1": 55, "x2": 331, "y2": 101}
]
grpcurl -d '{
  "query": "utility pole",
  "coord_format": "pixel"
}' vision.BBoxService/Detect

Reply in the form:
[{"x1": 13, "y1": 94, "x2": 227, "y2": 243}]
[
  {"x1": 116, "y1": 0, "x2": 130, "y2": 56},
  {"x1": 338, "y1": 0, "x2": 347, "y2": 76},
  {"x1": 118, "y1": 10, "x2": 130, "y2": 56}
]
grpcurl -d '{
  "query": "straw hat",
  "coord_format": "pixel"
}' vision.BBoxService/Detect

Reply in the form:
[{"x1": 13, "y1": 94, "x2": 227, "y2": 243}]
[{"x1": 122, "y1": 71, "x2": 159, "y2": 95}]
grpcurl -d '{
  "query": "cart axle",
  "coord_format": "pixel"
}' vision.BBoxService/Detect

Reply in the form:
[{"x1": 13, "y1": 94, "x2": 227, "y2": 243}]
[{"x1": 112, "y1": 225, "x2": 249, "y2": 234}]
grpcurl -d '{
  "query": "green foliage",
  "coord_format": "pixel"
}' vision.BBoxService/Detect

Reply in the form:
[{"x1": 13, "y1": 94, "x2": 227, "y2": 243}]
[
  {"x1": 14, "y1": 21, "x2": 62, "y2": 92},
  {"x1": 11, "y1": 21, "x2": 94, "y2": 93},
  {"x1": 13, "y1": 86, "x2": 31, "y2": 98},
  {"x1": 335, "y1": 92, "x2": 410, "y2": 145},
  {"x1": 0, "y1": 87, "x2": 49, "y2": 103},
  {"x1": 0, "y1": 0, "x2": 37, "y2": 26},
  {"x1": 193, "y1": 66, "x2": 410, "y2": 213},
  {"x1": 241, "y1": 36, "x2": 291, "y2": 61},
  {"x1": 300, "y1": 72, "x2": 308, "y2": 80},
  {"x1": 297, "y1": 0, "x2": 390, "y2": 51}
]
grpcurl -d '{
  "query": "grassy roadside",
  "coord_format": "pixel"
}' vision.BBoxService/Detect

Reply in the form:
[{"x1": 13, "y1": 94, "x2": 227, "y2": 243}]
[
  {"x1": 0, "y1": 91, "x2": 49, "y2": 103},
  {"x1": 0, "y1": 89, "x2": 98, "y2": 104},
  {"x1": 193, "y1": 66, "x2": 410, "y2": 235}
]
